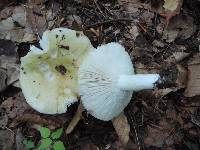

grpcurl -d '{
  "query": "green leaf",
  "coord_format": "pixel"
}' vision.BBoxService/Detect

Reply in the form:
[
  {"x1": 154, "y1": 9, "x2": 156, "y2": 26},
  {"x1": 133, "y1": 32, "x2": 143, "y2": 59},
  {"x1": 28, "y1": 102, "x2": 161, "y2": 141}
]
[
  {"x1": 38, "y1": 138, "x2": 52, "y2": 150},
  {"x1": 51, "y1": 128, "x2": 63, "y2": 139},
  {"x1": 23, "y1": 139, "x2": 35, "y2": 149},
  {"x1": 39, "y1": 127, "x2": 51, "y2": 138},
  {"x1": 53, "y1": 141, "x2": 65, "y2": 150}
]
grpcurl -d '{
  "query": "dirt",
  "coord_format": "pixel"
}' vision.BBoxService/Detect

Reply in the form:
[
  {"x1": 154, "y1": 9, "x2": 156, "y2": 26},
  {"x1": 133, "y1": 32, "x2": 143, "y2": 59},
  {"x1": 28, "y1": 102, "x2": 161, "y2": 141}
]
[{"x1": 0, "y1": 0, "x2": 200, "y2": 149}]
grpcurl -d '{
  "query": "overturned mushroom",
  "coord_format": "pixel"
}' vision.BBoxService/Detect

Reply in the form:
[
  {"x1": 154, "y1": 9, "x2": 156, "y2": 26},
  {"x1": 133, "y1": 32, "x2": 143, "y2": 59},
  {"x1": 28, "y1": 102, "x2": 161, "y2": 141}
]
[
  {"x1": 78, "y1": 43, "x2": 159, "y2": 121},
  {"x1": 20, "y1": 28, "x2": 93, "y2": 114}
]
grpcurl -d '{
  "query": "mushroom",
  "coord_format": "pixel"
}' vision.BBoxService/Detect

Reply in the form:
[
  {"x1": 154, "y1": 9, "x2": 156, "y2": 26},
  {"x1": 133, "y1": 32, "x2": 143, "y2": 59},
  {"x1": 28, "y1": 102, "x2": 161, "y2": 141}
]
[
  {"x1": 78, "y1": 42, "x2": 159, "y2": 121},
  {"x1": 20, "y1": 28, "x2": 93, "y2": 114}
]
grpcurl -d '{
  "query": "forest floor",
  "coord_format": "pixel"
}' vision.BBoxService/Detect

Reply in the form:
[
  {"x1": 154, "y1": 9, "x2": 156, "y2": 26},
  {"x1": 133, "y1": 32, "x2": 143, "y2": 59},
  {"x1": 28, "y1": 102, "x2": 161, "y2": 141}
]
[{"x1": 0, "y1": 0, "x2": 200, "y2": 149}]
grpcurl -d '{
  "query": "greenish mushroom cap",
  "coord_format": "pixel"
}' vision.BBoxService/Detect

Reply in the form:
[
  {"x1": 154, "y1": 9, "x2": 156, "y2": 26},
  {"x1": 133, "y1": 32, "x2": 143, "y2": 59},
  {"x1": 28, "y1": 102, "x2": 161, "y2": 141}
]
[{"x1": 20, "y1": 28, "x2": 93, "y2": 114}]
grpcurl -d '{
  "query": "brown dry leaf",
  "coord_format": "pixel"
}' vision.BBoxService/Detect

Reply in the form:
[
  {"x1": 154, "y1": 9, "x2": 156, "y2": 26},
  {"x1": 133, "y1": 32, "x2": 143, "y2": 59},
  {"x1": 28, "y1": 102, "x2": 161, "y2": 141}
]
[
  {"x1": 0, "y1": 6, "x2": 36, "y2": 42},
  {"x1": 144, "y1": 119, "x2": 178, "y2": 147},
  {"x1": 0, "y1": 69, "x2": 7, "y2": 92},
  {"x1": 0, "y1": 2, "x2": 59, "y2": 42},
  {"x1": 80, "y1": 140, "x2": 99, "y2": 150},
  {"x1": 1, "y1": 92, "x2": 30, "y2": 119},
  {"x1": 162, "y1": 14, "x2": 196, "y2": 43},
  {"x1": 176, "y1": 64, "x2": 187, "y2": 88},
  {"x1": 112, "y1": 112, "x2": 130, "y2": 146},
  {"x1": 10, "y1": 113, "x2": 62, "y2": 128},
  {"x1": 0, "y1": 108, "x2": 8, "y2": 129},
  {"x1": 165, "y1": 52, "x2": 190, "y2": 64},
  {"x1": 184, "y1": 54, "x2": 200, "y2": 97},
  {"x1": 15, "y1": 128, "x2": 26, "y2": 150},
  {"x1": 65, "y1": 103, "x2": 83, "y2": 134},
  {"x1": 0, "y1": 39, "x2": 19, "y2": 91},
  {"x1": 0, "y1": 129, "x2": 15, "y2": 150},
  {"x1": 161, "y1": 0, "x2": 183, "y2": 25}
]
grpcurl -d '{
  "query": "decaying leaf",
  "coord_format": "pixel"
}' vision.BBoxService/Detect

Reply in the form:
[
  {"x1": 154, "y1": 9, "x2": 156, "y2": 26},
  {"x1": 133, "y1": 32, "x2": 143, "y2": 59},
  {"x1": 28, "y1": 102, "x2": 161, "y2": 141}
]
[
  {"x1": 0, "y1": 108, "x2": 8, "y2": 129},
  {"x1": 0, "y1": 39, "x2": 19, "y2": 91},
  {"x1": 165, "y1": 52, "x2": 190, "y2": 63},
  {"x1": 184, "y1": 54, "x2": 200, "y2": 97},
  {"x1": 65, "y1": 103, "x2": 83, "y2": 134},
  {"x1": 10, "y1": 113, "x2": 62, "y2": 128},
  {"x1": 0, "y1": 69, "x2": 7, "y2": 92},
  {"x1": 176, "y1": 64, "x2": 187, "y2": 88},
  {"x1": 161, "y1": 0, "x2": 183, "y2": 25},
  {"x1": 1, "y1": 92, "x2": 30, "y2": 119},
  {"x1": 112, "y1": 112, "x2": 130, "y2": 146},
  {"x1": 0, "y1": 129, "x2": 15, "y2": 150},
  {"x1": 0, "y1": 2, "x2": 59, "y2": 43},
  {"x1": 15, "y1": 128, "x2": 27, "y2": 150},
  {"x1": 144, "y1": 119, "x2": 180, "y2": 147},
  {"x1": 162, "y1": 14, "x2": 196, "y2": 43}
]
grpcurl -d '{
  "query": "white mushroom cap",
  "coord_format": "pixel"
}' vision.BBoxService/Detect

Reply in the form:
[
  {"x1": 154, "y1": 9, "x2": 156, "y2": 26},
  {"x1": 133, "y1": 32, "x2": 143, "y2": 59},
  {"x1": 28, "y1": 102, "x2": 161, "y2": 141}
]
[
  {"x1": 78, "y1": 43, "x2": 134, "y2": 121},
  {"x1": 20, "y1": 28, "x2": 93, "y2": 114},
  {"x1": 78, "y1": 42, "x2": 159, "y2": 121}
]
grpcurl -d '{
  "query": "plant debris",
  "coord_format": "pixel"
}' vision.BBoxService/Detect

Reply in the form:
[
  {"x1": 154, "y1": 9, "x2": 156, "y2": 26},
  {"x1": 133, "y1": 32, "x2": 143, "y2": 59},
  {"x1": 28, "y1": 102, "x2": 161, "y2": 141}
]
[{"x1": 1, "y1": 0, "x2": 200, "y2": 149}]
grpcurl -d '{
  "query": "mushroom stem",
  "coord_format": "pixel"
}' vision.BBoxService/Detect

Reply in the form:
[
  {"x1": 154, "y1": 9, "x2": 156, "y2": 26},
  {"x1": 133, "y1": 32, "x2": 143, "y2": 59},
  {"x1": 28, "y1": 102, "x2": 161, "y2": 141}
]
[{"x1": 117, "y1": 74, "x2": 160, "y2": 91}]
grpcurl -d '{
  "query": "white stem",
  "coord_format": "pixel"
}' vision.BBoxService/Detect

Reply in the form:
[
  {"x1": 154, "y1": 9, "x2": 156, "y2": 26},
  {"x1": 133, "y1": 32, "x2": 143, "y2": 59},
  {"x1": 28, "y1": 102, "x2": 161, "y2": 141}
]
[{"x1": 117, "y1": 74, "x2": 160, "y2": 91}]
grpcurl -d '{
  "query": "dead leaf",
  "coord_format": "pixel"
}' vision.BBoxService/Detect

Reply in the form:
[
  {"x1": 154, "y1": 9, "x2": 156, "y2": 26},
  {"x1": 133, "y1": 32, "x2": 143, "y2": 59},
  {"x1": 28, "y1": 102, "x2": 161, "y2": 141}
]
[
  {"x1": 0, "y1": 2, "x2": 58, "y2": 42},
  {"x1": 144, "y1": 119, "x2": 176, "y2": 147},
  {"x1": 10, "y1": 113, "x2": 62, "y2": 128},
  {"x1": 65, "y1": 103, "x2": 83, "y2": 134},
  {"x1": 165, "y1": 52, "x2": 190, "y2": 64},
  {"x1": 1, "y1": 92, "x2": 30, "y2": 119},
  {"x1": 184, "y1": 54, "x2": 200, "y2": 97},
  {"x1": 162, "y1": 14, "x2": 196, "y2": 43},
  {"x1": 112, "y1": 112, "x2": 130, "y2": 146},
  {"x1": 80, "y1": 140, "x2": 99, "y2": 150},
  {"x1": 0, "y1": 108, "x2": 8, "y2": 129},
  {"x1": 176, "y1": 64, "x2": 187, "y2": 88},
  {"x1": 0, "y1": 129, "x2": 15, "y2": 150},
  {"x1": 0, "y1": 69, "x2": 7, "y2": 92},
  {"x1": 0, "y1": 39, "x2": 20, "y2": 90},
  {"x1": 15, "y1": 128, "x2": 26, "y2": 150},
  {"x1": 161, "y1": 0, "x2": 183, "y2": 25}
]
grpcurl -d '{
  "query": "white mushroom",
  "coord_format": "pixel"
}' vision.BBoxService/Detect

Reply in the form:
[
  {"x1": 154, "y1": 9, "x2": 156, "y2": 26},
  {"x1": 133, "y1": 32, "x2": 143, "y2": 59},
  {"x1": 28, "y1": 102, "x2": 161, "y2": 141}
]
[
  {"x1": 78, "y1": 42, "x2": 159, "y2": 121},
  {"x1": 20, "y1": 28, "x2": 93, "y2": 114}
]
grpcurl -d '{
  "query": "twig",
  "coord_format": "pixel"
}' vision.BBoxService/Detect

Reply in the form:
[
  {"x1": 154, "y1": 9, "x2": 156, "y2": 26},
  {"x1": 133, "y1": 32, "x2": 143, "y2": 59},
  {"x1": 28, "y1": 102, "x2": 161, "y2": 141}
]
[
  {"x1": 93, "y1": 0, "x2": 106, "y2": 19},
  {"x1": 129, "y1": 114, "x2": 141, "y2": 150},
  {"x1": 85, "y1": 18, "x2": 135, "y2": 28}
]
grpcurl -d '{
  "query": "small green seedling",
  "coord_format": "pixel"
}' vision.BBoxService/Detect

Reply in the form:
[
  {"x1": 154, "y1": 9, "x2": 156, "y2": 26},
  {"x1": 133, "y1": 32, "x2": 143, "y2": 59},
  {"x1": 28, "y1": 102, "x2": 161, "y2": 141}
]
[{"x1": 23, "y1": 127, "x2": 65, "y2": 150}]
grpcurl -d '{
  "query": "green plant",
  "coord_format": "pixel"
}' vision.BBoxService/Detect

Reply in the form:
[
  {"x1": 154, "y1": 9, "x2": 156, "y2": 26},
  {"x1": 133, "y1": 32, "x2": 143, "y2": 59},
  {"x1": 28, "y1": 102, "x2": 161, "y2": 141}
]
[{"x1": 23, "y1": 127, "x2": 65, "y2": 150}]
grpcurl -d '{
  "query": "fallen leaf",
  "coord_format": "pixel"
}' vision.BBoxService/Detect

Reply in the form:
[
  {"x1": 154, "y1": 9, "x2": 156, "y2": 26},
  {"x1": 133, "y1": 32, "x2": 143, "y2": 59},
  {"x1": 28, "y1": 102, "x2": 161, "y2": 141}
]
[
  {"x1": 65, "y1": 103, "x2": 83, "y2": 134},
  {"x1": 10, "y1": 113, "x2": 62, "y2": 128},
  {"x1": 0, "y1": 39, "x2": 19, "y2": 91},
  {"x1": 80, "y1": 140, "x2": 99, "y2": 150},
  {"x1": 1, "y1": 92, "x2": 30, "y2": 119},
  {"x1": 0, "y1": 129, "x2": 15, "y2": 150},
  {"x1": 0, "y1": 69, "x2": 7, "y2": 92},
  {"x1": 184, "y1": 54, "x2": 200, "y2": 97},
  {"x1": 162, "y1": 14, "x2": 196, "y2": 43},
  {"x1": 176, "y1": 64, "x2": 187, "y2": 88},
  {"x1": 161, "y1": 0, "x2": 183, "y2": 25},
  {"x1": 0, "y1": 3, "x2": 58, "y2": 42},
  {"x1": 144, "y1": 119, "x2": 177, "y2": 147},
  {"x1": 15, "y1": 128, "x2": 27, "y2": 150},
  {"x1": 165, "y1": 52, "x2": 190, "y2": 63},
  {"x1": 112, "y1": 112, "x2": 130, "y2": 146},
  {"x1": 0, "y1": 107, "x2": 8, "y2": 129}
]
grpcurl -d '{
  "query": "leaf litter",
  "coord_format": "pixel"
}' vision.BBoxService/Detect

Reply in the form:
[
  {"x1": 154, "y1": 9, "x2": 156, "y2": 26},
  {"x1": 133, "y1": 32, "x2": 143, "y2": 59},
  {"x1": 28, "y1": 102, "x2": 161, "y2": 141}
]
[{"x1": 0, "y1": 0, "x2": 200, "y2": 149}]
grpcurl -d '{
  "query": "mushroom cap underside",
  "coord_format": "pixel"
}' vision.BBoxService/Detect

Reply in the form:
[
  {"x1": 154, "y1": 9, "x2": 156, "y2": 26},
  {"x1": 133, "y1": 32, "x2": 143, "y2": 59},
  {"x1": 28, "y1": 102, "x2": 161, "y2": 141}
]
[{"x1": 78, "y1": 42, "x2": 134, "y2": 121}]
